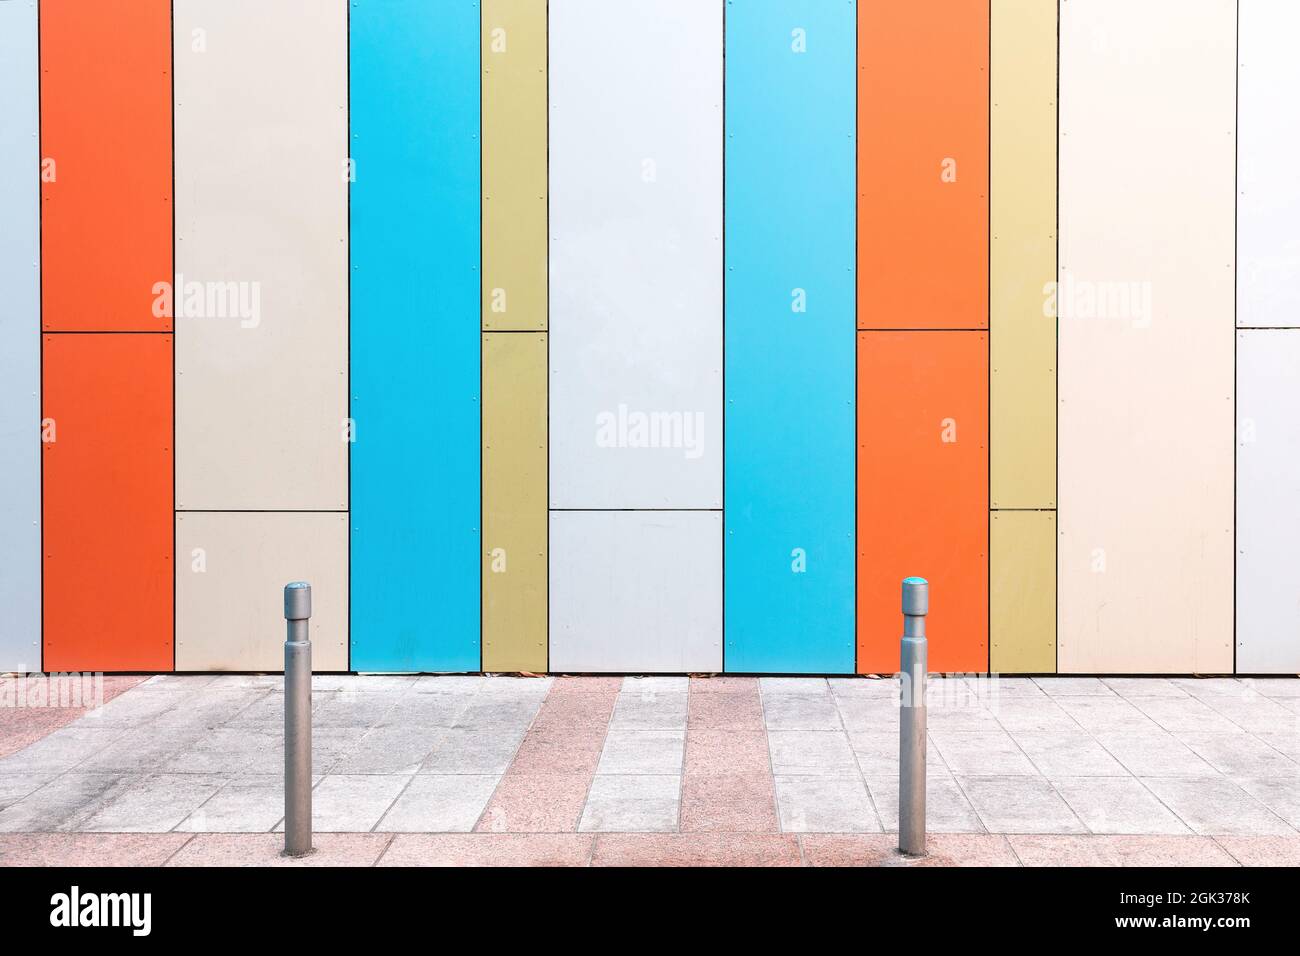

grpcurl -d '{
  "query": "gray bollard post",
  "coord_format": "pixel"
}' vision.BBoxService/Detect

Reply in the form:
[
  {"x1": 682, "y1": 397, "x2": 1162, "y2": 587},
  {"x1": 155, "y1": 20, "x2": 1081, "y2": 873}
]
[
  {"x1": 899, "y1": 576, "x2": 928, "y2": 857},
  {"x1": 283, "y1": 581, "x2": 312, "y2": 857}
]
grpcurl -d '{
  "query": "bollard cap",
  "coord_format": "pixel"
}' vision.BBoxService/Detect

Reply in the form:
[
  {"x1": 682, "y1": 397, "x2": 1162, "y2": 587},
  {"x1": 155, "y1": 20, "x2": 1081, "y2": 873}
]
[
  {"x1": 284, "y1": 582, "x2": 312, "y2": 621},
  {"x1": 901, "y1": 576, "x2": 928, "y2": 616}
]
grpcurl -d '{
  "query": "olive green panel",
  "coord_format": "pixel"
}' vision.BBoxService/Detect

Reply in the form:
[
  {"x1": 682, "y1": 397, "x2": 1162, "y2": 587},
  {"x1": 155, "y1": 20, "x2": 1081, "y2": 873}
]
[
  {"x1": 990, "y1": 0, "x2": 1056, "y2": 508},
  {"x1": 990, "y1": 510, "x2": 1056, "y2": 674},
  {"x1": 482, "y1": 0, "x2": 547, "y2": 331},
  {"x1": 483, "y1": 332, "x2": 548, "y2": 671}
]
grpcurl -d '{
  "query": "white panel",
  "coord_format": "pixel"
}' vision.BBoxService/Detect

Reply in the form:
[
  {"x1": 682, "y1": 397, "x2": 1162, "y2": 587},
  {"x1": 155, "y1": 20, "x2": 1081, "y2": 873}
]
[
  {"x1": 1237, "y1": 331, "x2": 1300, "y2": 673},
  {"x1": 1239, "y1": 0, "x2": 1300, "y2": 328},
  {"x1": 174, "y1": 1, "x2": 348, "y2": 510},
  {"x1": 550, "y1": 511, "x2": 722, "y2": 672},
  {"x1": 0, "y1": 0, "x2": 40, "y2": 672},
  {"x1": 176, "y1": 512, "x2": 349, "y2": 671},
  {"x1": 1058, "y1": 0, "x2": 1235, "y2": 673},
  {"x1": 548, "y1": 0, "x2": 722, "y2": 508}
]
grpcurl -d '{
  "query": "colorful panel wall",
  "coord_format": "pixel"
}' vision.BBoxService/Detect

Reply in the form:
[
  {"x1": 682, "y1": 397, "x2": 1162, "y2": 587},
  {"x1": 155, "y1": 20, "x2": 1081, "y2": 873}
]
[
  {"x1": 1058, "y1": 0, "x2": 1234, "y2": 674},
  {"x1": 177, "y1": 512, "x2": 348, "y2": 671},
  {"x1": 989, "y1": 0, "x2": 1057, "y2": 672},
  {"x1": 858, "y1": 1, "x2": 988, "y2": 674},
  {"x1": 724, "y1": 2, "x2": 855, "y2": 674},
  {"x1": 174, "y1": 1, "x2": 347, "y2": 673},
  {"x1": 40, "y1": 1, "x2": 174, "y2": 673},
  {"x1": 548, "y1": 0, "x2": 722, "y2": 672},
  {"x1": 482, "y1": 0, "x2": 548, "y2": 673},
  {"x1": 1237, "y1": 0, "x2": 1300, "y2": 674},
  {"x1": 351, "y1": 1, "x2": 480, "y2": 671},
  {"x1": 858, "y1": 333, "x2": 988, "y2": 674},
  {"x1": 43, "y1": 335, "x2": 173, "y2": 671},
  {"x1": 858, "y1": 0, "x2": 988, "y2": 331},
  {"x1": 0, "y1": 1, "x2": 40, "y2": 673}
]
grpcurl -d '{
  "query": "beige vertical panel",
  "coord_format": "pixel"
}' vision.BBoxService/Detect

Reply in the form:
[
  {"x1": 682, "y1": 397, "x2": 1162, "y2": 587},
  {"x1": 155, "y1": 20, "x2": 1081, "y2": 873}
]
[
  {"x1": 483, "y1": 333, "x2": 547, "y2": 672},
  {"x1": 1058, "y1": 0, "x2": 1234, "y2": 673},
  {"x1": 990, "y1": 510, "x2": 1055, "y2": 674},
  {"x1": 991, "y1": 0, "x2": 1056, "y2": 509},
  {"x1": 483, "y1": 0, "x2": 546, "y2": 331},
  {"x1": 176, "y1": 512, "x2": 348, "y2": 671},
  {"x1": 174, "y1": 1, "x2": 348, "y2": 510}
]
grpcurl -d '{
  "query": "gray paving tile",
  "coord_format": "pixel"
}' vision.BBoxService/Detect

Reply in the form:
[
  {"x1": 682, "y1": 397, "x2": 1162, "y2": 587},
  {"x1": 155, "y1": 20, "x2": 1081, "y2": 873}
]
[
  {"x1": 0, "y1": 773, "x2": 130, "y2": 832},
  {"x1": 1230, "y1": 777, "x2": 1300, "y2": 829},
  {"x1": 1200, "y1": 696, "x2": 1300, "y2": 735},
  {"x1": 1169, "y1": 678, "x2": 1250, "y2": 699},
  {"x1": 621, "y1": 676, "x2": 689, "y2": 695},
  {"x1": 76, "y1": 727, "x2": 207, "y2": 773},
  {"x1": 1052, "y1": 778, "x2": 1190, "y2": 834},
  {"x1": 925, "y1": 702, "x2": 1004, "y2": 732},
  {"x1": 828, "y1": 677, "x2": 899, "y2": 699},
  {"x1": 966, "y1": 676, "x2": 1048, "y2": 700},
  {"x1": 759, "y1": 677, "x2": 830, "y2": 697},
  {"x1": 1174, "y1": 732, "x2": 1299, "y2": 778},
  {"x1": 162, "y1": 728, "x2": 282, "y2": 774},
  {"x1": 333, "y1": 726, "x2": 445, "y2": 774},
  {"x1": 139, "y1": 674, "x2": 222, "y2": 691},
  {"x1": 847, "y1": 732, "x2": 948, "y2": 777},
  {"x1": 79, "y1": 773, "x2": 229, "y2": 833},
  {"x1": 1248, "y1": 679, "x2": 1300, "y2": 699},
  {"x1": 864, "y1": 775, "x2": 983, "y2": 833},
  {"x1": 1141, "y1": 777, "x2": 1294, "y2": 836},
  {"x1": 609, "y1": 692, "x2": 688, "y2": 730},
  {"x1": 310, "y1": 675, "x2": 420, "y2": 693},
  {"x1": 1013, "y1": 733, "x2": 1129, "y2": 778},
  {"x1": 0, "y1": 773, "x2": 59, "y2": 812},
  {"x1": 1053, "y1": 696, "x2": 1162, "y2": 734},
  {"x1": 1094, "y1": 733, "x2": 1218, "y2": 777},
  {"x1": 412, "y1": 676, "x2": 486, "y2": 695},
  {"x1": 762, "y1": 694, "x2": 842, "y2": 731},
  {"x1": 175, "y1": 774, "x2": 319, "y2": 832},
  {"x1": 1033, "y1": 678, "x2": 1116, "y2": 697},
  {"x1": 0, "y1": 727, "x2": 126, "y2": 774},
  {"x1": 419, "y1": 729, "x2": 523, "y2": 775},
  {"x1": 296, "y1": 774, "x2": 411, "y2": 832},
  {"x1": 376, "y1": 694, "x2": 468, "y2": 729},
  {"x1": 79, "y1": 690, "x2": 189, "y2": 727},
  {"x1": 311, "y1": 692, "x2": 401, "y2": 728},
  {"x1": 957, "y1": 776, "x2": 1087, "y2": 833},
  {"x1": 376, "y1": 775, "x2": 499, "y2": 832},
  {"x1": 151, "y1": 689, "x2": 270, "y2": 730},
  {"x1": 1129, "y1": 697, "x2": 1241, "y2": 734},
  {"x1": 476, "y1": 676, "x2": 552, "y2": 699},
  {"x1": 774, "y1": 775, "x2": 880, "y2": 833},
  {"x1": 1254, "y1": 732, "x2": 1300, "y2": 762},
  {"x1": 931, "y1": 731, "x2": 1037, "y2": 776},
  {"x1": 596, "y1": 730, "x2": 685, "y2": 775},
  {"x1": 768, "y1": 730, "x2": 859, "y2": 777},
  {"x1": 1101, "y1": 678, "x2": 1189, "y2": 698},
  {"x1": 578, "y1": 775, "x2": 680, "y2": 832},
  {"x1": 990, "y1": 699, "x2": 1083, "y2": 734},
  {"x1": 453, "y1": 699, "x2": 544, "y2": 732},
  {"x1": 834, "y1": 697, "x2": 900, "y2": 732}
]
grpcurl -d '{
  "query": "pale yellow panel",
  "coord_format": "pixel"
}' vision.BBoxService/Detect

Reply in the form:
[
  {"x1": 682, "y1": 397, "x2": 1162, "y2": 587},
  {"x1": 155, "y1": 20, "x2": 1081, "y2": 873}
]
[
  {"x1": 991, "y1": 510, "x2": 1056, "y2": 674},
  {"x1": 483, "y1": 333, "x2": 547, "y2": 671},
  {"x1": 1058, "y1": 0, "x2": 1234, "y2": 674},
  {"x1": 483, "y1": 0, "x2": 547, "y2": 331},
  {"x1": 991, "y1": 0, "x2": 1056, "y2": 509},
  {"x1": 176, "y1": 512, "x2": 348, "y2": 671}
]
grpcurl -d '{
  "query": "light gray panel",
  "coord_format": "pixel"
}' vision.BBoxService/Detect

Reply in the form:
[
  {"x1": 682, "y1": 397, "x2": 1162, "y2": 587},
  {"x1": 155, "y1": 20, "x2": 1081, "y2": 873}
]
[
  {"x1": 549, "y1": 511, "x2": 722, "y2": 673},
  {"x1": 0, "y1": 0, "x2": 40, "y2": 672},
  {"x1": 174, "y1": 1, "x2": 348, "y2": 510},
  {"x1": 1237, "y1": 331, "x2": 1300, "y2": 673},
  {"x1": 548, "y1": 0, "x2": 723, "y2": 508},
  {"x1": 1238, "y1": 0, "x2": 1300, "y2": 328}
]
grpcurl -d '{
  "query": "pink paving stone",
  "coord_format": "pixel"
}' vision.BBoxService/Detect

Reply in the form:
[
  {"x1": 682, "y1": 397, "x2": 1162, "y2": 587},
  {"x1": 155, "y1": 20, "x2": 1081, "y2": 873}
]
[
  {"x1": 379, "y1": 834, "x2": 594, "y2": 867},
  {"x1": 0, "y1": 675, "x2": 145, "y2": 758},
  {"x1": 591, "y1": 833, "x2": 801, "y2": 867},
  {"x1": 688, "y1": 676, "x2": 760, "y2": 696},
  {"x1": 0, "y1": 832, "x2": 191, "y2": 867},
  {"x1": 684, "y1": 729, "x2": 771, "y2": 775},
  {"x1": 679, "y1": 774, "x2": 779, "y2": 833},
  {"x1": 475, "y1": 773, "x2": 593, "y2": 833},
  {"x1": 165, "y1": 833, "x2": 392, "y2": 867},
  {"x1": 1212, "y1": 835, "x2": 1300, "y2": 866},
  {"x1": 547, "y1": 676, "x2": 623, "y2": 697},
  {"x1": 686, "y1": 692, "x2": 765, "y2": 731},
  {"x1": 507, "y1": 731, "x2": 606, "y2": 775},
  {"x1": 530, "y1": 700, "x2": 618, "y2": 733},
  {"x1": 800, "y1": 834, "x2": 1021, "y2": 867},
  {"x1": 1006, "y1": 835, "x2": 1238, "y2": 867}
]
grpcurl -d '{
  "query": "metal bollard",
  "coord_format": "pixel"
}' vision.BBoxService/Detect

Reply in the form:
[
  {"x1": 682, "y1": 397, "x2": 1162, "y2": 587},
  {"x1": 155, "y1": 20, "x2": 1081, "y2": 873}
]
[
  {"x1": 898, "y1": 576, "x2": 928, "y2": 857},
  {"x1": 283, "y1": 581, "x2": 312, "y2": 857}
]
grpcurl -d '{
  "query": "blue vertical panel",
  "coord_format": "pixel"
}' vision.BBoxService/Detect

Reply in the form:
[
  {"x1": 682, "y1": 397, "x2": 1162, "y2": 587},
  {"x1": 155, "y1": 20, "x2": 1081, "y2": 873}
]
[
  {"x1": 350, "y1": 2, "x2": 480, "y2": 671},
  {"x1": 725, "y1": 2, "x2": 856, "y2": 673},
  {"x1": 0, "y1": 1, "x2": 40, "y2": 672}
]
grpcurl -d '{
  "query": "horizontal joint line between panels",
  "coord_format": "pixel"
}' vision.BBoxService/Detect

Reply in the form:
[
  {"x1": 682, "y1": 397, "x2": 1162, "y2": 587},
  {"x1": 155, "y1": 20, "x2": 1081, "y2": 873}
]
[{"x1": 547, "y1": 508, "x2": 723, "y2": 513}]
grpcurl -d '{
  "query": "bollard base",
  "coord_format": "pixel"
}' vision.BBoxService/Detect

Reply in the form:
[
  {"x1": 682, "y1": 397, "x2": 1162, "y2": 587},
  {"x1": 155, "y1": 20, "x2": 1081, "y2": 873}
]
[{"x1": 280, "y1": 846, "x2": 315, "y2": 860}]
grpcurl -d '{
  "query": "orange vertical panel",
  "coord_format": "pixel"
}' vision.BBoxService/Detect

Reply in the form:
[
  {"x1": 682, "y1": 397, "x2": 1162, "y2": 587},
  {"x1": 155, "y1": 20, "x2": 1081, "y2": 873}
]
[
  {"x1": 857, "y1": 332, "x2": 987, "y2": 673},
  {"x1": 40, "y1": 0, "x2": 172, "y2": 332},
  {"x1": 858, "y1": 0, "x2": 988, "y2": 329},
  {"x1": 43, "y1": 335, "x2": 173, "y2": 671}
]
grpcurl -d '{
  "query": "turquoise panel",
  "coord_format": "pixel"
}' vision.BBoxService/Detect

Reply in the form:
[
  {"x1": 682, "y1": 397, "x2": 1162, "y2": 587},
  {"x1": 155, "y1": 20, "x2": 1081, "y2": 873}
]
[
  {"x1": 350, "y1": 2, "x2": 480, "y2": 671},
  {"x1": 0, "y1": 1, "x2": 40, "y2": 672},
  {"x1": 725, "y1": 1, "x2": 856, "y2": 673}
]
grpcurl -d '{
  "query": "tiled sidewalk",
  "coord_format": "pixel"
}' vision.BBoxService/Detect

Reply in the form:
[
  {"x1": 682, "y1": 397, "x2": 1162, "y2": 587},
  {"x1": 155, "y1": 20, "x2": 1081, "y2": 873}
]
[{"x1": 1, "y1": 673, "x2": 1298, "y2": 865}]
